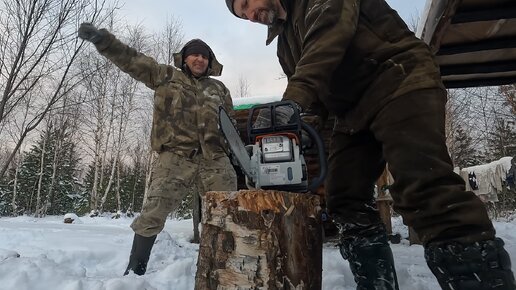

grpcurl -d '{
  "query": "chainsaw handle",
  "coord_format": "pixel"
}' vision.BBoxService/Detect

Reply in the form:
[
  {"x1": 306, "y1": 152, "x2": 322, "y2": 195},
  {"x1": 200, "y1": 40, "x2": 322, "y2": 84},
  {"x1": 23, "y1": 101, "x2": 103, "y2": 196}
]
[
  {"x1": 301, "y1": 121, "x2": 327, "y2": 193},
  {"x1": 247, "y1": 100, "x2": 302, "y2": 144}
]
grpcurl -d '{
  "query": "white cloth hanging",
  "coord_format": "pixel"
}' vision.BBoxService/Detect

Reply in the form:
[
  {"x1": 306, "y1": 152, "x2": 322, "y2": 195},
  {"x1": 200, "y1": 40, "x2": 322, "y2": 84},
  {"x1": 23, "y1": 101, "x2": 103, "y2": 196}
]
[{"x1": 459, "y1": 157, "x2": 513, "y2": 202}]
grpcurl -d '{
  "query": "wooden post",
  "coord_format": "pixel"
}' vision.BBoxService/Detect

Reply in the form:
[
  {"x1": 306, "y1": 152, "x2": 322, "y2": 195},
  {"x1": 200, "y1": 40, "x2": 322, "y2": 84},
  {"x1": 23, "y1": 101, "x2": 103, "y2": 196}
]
[
  {"x1": 195, "y1": 190, "x2": 323, "y2": 290},
  {"x1": 376, "y1": 194, "x2": 393, "y2": 235},
  {"x1": 376, "y1": 167, "x2": 394, "y2": 234},
  {"x1": 192, "y1": 191, "x2": 201, "y2": 243},
  {"x1": 409, "y1": 227, "x2": 422, "y2": 245}
]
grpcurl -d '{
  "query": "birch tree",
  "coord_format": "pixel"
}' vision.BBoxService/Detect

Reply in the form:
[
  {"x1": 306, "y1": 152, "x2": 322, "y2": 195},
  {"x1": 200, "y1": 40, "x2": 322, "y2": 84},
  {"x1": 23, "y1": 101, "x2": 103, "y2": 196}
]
[
  {"x1": 236, "y1": 75, "x2": 251, "y2": 98},
  {"x1": 78, "y1": 20, "x2": 121, "y2": 213},
  {"x1": 34, "y1": 121, "x2": 51, "y2": 217},
  {"x1": 99, "y1": 54, "x2": 139, "y2": 214},
  {"x1": 11, "y1": 151, "x2": 23, "y2": 216},
  {"x1": 153, "y1": 16, "x2": 184, "y2": 65},
  {"x1": 42, "y1": 93, "x2": 83, "y2": 216},
  {"x1": 0, "y1": 0, "x2": 114, "y2": 178},
  {"x1": 5, "y1": 98, "x2": 32, "y2": 215}
]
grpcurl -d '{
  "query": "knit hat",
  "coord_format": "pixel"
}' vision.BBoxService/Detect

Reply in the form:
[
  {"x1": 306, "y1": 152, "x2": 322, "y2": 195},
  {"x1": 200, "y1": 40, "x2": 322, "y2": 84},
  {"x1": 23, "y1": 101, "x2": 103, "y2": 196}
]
[
  {"x1": 183, "y1": 39, "x2": 210, "y2": 59},
  {"x1": 173, "y1": 39, "x2": 224, "y2": 77},
  {"x1": 225, "y1": 0, "x2": 239, "y2": 17}
]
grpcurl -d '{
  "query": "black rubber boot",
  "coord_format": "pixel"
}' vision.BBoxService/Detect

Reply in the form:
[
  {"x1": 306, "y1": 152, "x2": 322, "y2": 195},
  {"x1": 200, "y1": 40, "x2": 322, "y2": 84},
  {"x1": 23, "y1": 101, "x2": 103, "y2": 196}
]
[
  {"x1": 339, "y1": 228, "x2": 400, "y2": 290},
  {"x1": 123, "y1": 234, "x2": 157, "y2": 276},
  {"x1": 425, "y1": 238, "x2": 516, "y2": 290}
]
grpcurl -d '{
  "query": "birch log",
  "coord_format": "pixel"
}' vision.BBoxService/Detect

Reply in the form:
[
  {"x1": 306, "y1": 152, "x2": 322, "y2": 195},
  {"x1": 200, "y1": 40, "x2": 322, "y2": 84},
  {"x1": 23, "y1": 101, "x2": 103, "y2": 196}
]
[{"x1": 195, "y1": 190, "x2": 323, "y2": 290}]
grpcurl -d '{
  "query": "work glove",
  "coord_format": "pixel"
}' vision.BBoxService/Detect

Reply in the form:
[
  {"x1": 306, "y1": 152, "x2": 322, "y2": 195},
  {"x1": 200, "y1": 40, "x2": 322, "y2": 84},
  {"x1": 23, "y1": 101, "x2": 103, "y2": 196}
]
[
  {"x1": 78, "y1": 22, "x2": 104, "y2": 44},
  {"x1": 253, "y1": 103, "x2": 301, "y2": 129},
  {"x1": 299, "y1": 113, "x2": 321, "y2": 150},
  {"x1": 300, "y1": 113, "x2": 324, "y2": 131}
]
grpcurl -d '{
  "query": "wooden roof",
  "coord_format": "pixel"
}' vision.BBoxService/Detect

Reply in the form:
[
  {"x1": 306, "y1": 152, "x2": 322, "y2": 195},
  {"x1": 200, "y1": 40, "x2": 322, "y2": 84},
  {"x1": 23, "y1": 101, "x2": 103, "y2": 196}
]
[{"x1": 418, "y1": 0, "x2": 516, "y2": 88}]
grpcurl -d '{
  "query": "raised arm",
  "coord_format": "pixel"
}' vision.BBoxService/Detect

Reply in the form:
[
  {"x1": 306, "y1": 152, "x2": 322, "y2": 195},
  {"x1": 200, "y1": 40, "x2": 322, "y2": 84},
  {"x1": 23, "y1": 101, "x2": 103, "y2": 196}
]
[{"x1": 78, "y1": 23, "x2": 174, "y2": 90}]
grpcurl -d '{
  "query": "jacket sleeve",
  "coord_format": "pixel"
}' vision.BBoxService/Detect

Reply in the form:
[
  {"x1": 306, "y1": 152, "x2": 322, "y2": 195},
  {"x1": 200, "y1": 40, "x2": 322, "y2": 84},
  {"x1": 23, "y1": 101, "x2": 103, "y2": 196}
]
[
  {"x1": 283, "y1": 0, "x2": 360, "y2": 109},
  {"x1": 94, "y1": 29, "x2": 174, "y2": 90}
]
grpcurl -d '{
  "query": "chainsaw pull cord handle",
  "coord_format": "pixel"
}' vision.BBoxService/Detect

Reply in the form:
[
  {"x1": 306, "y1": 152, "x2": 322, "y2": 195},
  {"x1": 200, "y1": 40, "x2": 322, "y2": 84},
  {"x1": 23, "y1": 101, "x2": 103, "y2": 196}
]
[{"x1": 301, "y1": 121, "x2": 327, "y2": 193}]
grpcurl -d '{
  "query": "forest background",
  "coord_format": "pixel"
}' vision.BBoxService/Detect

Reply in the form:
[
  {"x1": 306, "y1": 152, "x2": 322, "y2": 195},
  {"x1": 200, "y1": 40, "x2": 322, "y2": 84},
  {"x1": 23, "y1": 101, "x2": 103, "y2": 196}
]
[{"x1": 0, "y1": 0, "x2": 515, "y2": 219}]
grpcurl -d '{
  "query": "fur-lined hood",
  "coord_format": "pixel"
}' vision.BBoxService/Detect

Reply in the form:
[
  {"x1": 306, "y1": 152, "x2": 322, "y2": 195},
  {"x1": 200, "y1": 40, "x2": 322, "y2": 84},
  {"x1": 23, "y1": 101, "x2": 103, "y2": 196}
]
[{"x1": 173, "y1": 39, "x2": 223, "y2": 77}]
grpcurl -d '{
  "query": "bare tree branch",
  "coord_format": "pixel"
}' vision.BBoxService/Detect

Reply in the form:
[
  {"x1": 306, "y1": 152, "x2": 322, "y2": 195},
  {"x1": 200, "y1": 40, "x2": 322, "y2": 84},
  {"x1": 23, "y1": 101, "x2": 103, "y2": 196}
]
[{"x1": 0, "y1": 0, "x2": 115, "y2": 177}]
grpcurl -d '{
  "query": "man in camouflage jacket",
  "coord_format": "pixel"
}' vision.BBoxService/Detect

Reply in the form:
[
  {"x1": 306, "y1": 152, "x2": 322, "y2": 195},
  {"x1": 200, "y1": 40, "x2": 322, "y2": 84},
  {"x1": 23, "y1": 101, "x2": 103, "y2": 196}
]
[
  {"x1": 78, "y1": 23, "x2": 237, "y2": 276},
  {"x1": 225, "y1": 0, "x2": 516, "y2": 289}
]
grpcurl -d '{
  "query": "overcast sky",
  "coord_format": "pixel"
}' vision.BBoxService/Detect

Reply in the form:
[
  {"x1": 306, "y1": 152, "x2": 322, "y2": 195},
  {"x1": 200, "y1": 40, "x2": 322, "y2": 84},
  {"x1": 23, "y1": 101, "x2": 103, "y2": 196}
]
[{"x1": 116, "y1": 0, "x2": 428, "y2": 98}]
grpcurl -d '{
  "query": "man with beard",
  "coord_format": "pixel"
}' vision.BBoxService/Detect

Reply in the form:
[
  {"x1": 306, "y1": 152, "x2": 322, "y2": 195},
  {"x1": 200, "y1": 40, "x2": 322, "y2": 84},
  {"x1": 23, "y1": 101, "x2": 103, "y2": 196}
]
[
  {"x1": 224, "y1": 0, "x2": 515, "y2": 289},
  {"x1": 78, "y1": 23, "x2": 237, "y2": 276}
]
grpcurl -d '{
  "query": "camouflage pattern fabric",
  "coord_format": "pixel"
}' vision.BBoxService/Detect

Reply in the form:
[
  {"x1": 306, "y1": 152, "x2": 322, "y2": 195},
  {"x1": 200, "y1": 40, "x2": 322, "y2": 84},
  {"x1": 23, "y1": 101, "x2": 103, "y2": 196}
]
[
  {"x1": 94, "y1": 30, "x2": 234, "y2": 160},
  {"x1": 92, "y1": 31, "x2": 237, "y2": 236},
  {"x1": 131, "y1": 151, "x2": 237, "y2": 237}
]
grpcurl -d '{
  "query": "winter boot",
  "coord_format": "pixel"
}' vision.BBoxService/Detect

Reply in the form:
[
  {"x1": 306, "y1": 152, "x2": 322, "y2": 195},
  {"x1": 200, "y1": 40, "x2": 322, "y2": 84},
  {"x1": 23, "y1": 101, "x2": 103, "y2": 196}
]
[
  {"x1": 339, "y1": 228, "x2": 399, "y2": 290},
  {"x1": 123, "y1": 234, "x2": 157, "y2": 276},
  {"x1": 425, "y1": 238, "x2": 516, "y2": 290}
]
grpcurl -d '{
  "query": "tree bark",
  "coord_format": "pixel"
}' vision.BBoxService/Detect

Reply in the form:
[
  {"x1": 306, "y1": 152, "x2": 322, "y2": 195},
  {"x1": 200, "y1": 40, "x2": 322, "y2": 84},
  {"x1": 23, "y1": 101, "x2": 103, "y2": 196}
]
[
  {"x1": 35, "y1": 128, "x2": 49, "y2": 217},
  {"x1": 11, "y1": 151, "x2": 22, "y2": 216},
  {"x1": 195, "y1": 190, "x2": 323, "y2": 290},
  {"x1": 45, "y1": 145, "x2": 59, "y2": 217}
]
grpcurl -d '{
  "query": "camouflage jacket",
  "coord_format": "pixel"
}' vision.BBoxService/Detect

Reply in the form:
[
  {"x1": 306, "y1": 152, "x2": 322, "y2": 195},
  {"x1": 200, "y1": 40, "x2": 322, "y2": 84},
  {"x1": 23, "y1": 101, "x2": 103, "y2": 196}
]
[
  {"x1": 94, "y1": 31, "x2": 234, "y2": 159},
  {"x1": 268, "y1": 0, "x2": 445, "y2": 132}
]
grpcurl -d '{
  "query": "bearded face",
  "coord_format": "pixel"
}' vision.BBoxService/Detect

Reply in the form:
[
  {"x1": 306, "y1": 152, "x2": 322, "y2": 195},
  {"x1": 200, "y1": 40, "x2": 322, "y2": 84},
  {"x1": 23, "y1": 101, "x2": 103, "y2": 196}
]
[{"x1": 232, "y1": 0, "x2": 284, "y2": 26}]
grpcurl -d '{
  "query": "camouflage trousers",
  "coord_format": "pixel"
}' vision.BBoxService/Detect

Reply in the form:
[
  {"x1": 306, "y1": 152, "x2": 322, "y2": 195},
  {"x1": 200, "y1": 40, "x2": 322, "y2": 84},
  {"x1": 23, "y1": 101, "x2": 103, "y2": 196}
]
[
  {"x1": 131, "y1": 151, "x2": 237, "y2": 237},
  {"x1": 326, "y1": 88, "x2": 495, "y2": 245}
]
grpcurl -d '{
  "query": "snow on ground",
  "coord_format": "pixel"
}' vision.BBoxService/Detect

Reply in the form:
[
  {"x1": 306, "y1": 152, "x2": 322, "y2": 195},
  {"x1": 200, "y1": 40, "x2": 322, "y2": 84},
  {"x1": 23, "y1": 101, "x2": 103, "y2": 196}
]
[{"x1": 0, "y1": 214, "x2": 515, "y2": 290}]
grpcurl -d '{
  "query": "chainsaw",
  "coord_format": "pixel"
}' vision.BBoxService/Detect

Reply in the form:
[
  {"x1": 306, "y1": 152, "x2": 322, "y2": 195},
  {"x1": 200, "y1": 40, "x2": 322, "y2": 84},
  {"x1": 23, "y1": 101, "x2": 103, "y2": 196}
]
[{"x1": 219, "y1": 101, "x2": 327, "y2": 193}]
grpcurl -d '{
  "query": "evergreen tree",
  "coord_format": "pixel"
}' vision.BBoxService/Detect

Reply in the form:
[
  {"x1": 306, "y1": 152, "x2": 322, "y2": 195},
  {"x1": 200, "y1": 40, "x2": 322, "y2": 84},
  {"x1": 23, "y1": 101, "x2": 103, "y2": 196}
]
[
  {"x1": 487, "y1": 118, "x2": 516, "y2": 161},
  {"x1": 15, "y1": 128, "x2": 84, "y2": 215},
  {"x1": 451, "y1": 125, "x2": 481, "y2": 168},
  {"x1": 16, "y1": 141, "x2": 47, "y2": 215},
  {"x1": 121, "y1": 161, "x2": 146, "y2": 214},
  {"x1": 83, "y1": 160, "x2": 110, "y2": 214},
  {"x1": 81, "y1": 163, "x2": 99, "y2": 215},
  {"x1": 0, "y1": 172, "x2": 13, "y2": 216},
  {"x1": 83, "y1": 159, "x2": 146, "y2": 215},
  {"x1": 49, "y1": 141, "x2": 84, "y2": 215}
]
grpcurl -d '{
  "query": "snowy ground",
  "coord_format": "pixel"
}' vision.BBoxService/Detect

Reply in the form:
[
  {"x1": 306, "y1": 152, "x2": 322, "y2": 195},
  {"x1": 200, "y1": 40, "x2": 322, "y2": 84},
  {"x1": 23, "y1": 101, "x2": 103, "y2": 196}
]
[{"x1": 0, "y1": 214, "x2": 515, "y2": 290}]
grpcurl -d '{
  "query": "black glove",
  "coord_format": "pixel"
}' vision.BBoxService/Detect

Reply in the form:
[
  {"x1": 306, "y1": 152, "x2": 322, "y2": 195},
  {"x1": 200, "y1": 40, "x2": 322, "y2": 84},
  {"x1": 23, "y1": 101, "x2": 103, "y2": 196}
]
[
  {"x1": 78, "y1": 22, "x2": 104, "y2": 44},
  {"x1": 300, "y1": 113, "x2": 324, "y2": 131},
  {"x1": 253, "y1": 103, "x2": 300, "y2": 129},
  {"x1": 253, "y1": 102, "x2": 302, "y2": 129}
]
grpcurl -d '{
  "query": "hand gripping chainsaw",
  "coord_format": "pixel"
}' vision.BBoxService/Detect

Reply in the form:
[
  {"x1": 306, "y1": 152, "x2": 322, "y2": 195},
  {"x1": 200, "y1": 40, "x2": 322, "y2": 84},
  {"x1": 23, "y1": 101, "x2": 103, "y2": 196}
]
[{"x1": 219, "y1": 101, "x2": 327, "y2": 193}]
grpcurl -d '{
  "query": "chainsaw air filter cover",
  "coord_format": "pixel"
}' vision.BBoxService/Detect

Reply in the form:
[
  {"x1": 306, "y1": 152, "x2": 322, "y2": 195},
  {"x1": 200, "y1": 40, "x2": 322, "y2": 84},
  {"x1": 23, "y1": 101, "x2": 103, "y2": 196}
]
[{"x1": 261, "y1": 136, "x2": 293, "y2": 163}]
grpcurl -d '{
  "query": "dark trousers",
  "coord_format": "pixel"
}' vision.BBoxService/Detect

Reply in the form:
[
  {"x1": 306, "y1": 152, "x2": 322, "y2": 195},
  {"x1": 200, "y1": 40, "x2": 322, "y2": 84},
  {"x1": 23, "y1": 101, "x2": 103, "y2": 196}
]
[{"x1": 326, "y1": 88, "x2": 495, "y2": 245}]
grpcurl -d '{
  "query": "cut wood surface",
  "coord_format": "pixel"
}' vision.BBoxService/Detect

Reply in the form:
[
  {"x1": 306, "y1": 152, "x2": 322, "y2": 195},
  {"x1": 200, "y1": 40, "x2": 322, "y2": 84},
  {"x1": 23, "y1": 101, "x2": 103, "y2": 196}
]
[{"x1": 195, "y1": 190, "x2": 323, "y2": 290}]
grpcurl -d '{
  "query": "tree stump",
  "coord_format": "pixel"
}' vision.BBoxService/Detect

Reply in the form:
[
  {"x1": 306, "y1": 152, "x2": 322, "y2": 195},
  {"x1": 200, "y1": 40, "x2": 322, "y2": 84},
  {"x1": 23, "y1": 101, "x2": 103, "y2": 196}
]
[{"x1": 195, "y1": 190, "x2": 323, "y2": 290}]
